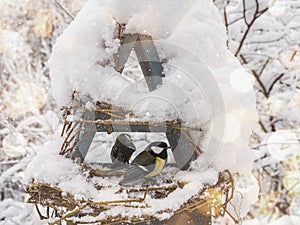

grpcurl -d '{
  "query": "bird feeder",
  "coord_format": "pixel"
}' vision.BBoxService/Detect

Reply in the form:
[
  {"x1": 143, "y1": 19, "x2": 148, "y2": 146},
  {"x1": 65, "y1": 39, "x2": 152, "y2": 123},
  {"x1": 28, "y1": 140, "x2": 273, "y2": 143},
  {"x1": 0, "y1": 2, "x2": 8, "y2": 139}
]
[
  {"x1": 65, "y1": 31, "x2": 199, "y2": 170},
  {"x1": 27, "y1": 23, "x2": 237, "y2": 225}
]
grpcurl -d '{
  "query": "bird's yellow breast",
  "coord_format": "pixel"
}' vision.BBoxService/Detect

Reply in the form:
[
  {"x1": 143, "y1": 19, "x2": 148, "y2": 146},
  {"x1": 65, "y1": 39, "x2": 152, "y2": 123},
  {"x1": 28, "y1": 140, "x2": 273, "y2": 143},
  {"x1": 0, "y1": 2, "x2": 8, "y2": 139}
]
[{"x1": 145, "y1": 157, "x2": 165, "y2": 178}]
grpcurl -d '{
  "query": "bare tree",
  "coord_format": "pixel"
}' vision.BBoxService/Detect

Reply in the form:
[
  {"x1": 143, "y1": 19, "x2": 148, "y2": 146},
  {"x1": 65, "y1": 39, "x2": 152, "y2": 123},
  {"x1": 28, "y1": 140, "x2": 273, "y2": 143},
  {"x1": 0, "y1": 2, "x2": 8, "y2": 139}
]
[{"x1": 218, "y1": 0, "x2": 300, "y2": 221}]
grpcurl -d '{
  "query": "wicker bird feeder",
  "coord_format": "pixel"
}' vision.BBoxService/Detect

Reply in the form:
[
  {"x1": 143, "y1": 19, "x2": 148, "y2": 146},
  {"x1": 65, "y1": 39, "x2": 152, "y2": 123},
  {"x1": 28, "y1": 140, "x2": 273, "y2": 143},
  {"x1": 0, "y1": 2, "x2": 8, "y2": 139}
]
[
  {"x1": 27, "y1": 23, "x2": 237, "y2": 225},
  {"x1": 27, "y1": 170, "x2": 235, "y2": 225}
]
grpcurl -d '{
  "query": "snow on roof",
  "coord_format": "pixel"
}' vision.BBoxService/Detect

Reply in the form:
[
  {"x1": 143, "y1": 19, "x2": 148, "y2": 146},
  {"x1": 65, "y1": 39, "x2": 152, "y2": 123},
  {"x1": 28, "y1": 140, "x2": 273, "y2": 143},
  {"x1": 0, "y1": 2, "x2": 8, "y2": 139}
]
[{"x1": 49, "y1": 0, "x2": 256, "y2": 173}]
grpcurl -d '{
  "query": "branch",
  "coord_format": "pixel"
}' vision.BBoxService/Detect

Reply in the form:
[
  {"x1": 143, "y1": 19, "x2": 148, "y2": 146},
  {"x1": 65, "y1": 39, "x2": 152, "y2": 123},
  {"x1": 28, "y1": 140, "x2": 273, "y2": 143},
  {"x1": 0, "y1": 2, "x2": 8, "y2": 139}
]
[
  {"x1": 258, "y1": 58, "x2": 271, "y2": 76},
  {"x1": 55, "y1": 0, "x2": 75, "y2": 20},
  {"x1": 258, "y1": 120, "x2": 268, "y2": 133},
  {"x1": 234, "y1": 0, "x2": 268, "y2": 57},
  {"x1": 242, "y1": 57, "x2": 270, "y2": 99},
  {"x1": 75, "y1": 119, "x2": 202, "y2": 132},
  {"x1": 267, "y1": 73, "x2": 286, "y2": 96},
  {"x1": 242, "y1": 0, "x2": 249, "y2": 26},
  {"x1": 251, "y1": 69, "x2": 269, "y2": 98},
  {"x1": 224, "y1": 6, "x2": 229, "y2": 47}
]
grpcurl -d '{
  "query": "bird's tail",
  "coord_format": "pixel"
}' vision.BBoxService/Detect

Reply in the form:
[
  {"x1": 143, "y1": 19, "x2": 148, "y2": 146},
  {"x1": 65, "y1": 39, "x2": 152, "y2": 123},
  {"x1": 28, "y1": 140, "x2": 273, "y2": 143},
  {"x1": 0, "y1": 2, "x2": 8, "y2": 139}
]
[{"x1": 111, "y1": 159, "x2": 129, "y2": 169}]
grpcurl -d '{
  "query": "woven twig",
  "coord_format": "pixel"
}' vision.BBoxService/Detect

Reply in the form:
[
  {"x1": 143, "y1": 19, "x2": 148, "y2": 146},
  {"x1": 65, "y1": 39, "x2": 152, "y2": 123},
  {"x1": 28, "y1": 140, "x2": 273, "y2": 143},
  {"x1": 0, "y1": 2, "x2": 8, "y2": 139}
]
[
  {"x1": 33, "y1": 101, "x2": 236, "y2": 224},
  {"x1": 61, "y1": 103, "x2": 203, "y2": 132},
  {"x1": 59, "y1": 102, "x2": 203, "y2": 157},
  {"x1": 27, "y1": 170, "x2": 235, "y2": 225}
]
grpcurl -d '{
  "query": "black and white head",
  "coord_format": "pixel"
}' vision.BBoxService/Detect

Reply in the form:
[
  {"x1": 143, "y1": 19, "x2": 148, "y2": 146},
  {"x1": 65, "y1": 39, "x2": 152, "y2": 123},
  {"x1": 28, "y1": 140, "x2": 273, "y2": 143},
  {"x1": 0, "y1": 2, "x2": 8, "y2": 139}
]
[
  {"x1": 111, "y1": 133, "x2": 136, "y2": 166},
  {"x1": 116, "y1": 133, "x2": 134, "y2": 146},
  {"x1": 117, "y1": 133, "x2": 132, "y2": 141},
  {"x1": 148, "y1": 141, "x2": 170, "y2": 160}
]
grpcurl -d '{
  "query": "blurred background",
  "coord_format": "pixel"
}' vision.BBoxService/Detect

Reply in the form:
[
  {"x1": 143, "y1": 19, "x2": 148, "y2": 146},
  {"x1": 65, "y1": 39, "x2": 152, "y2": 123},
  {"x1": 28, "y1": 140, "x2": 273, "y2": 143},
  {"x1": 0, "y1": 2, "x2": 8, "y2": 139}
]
[{"x1": 0, "y1": 0, "x2": 300, "y2": 224}]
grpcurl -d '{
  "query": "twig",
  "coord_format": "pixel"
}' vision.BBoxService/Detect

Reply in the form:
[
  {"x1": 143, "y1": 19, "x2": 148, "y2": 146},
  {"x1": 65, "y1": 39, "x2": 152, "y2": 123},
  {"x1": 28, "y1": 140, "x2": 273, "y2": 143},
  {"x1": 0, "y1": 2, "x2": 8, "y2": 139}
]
[
  {"x1": 290, "y1": 51, "x2": 297, "y2": 61},
  {"x1": 269, "y1": 115, "x2": 276, "y2": 132},
  {"x1": 60, "y1": 122, "x2": 80, "y2": 152},
  {"x1": 222, "y1": 170, "x2": 235, "y2": 208},
  {"x1": 77, "y1": 119, "x2": 202, "y2": 132},
  {"x1": 267, "y1": 73, "x2": 285, "y2": 97},
  {"x1": 242, "y1": 0, "x2": 249, "y2": 26},
  {"x1": 60, "y1": 122, "x2": 67, "y2": 137},
  {"x1": 235, "y1": 0, "x2": 268, "y2": 57},
  {"x1": 49, "y1": 203, "x2": 89, "y2": 225},
  {"x1": 62, "y1": 106, "x2": 121, "y2": 113},
  {"x1": 35, "y1": 205, "x2": 47, "y2": 220},
  {"x1": 102, "y1": 111, "x2": 126, "y2": 119},
  {"x1": 72, "y1": 215, "x2": 154, "y2": 225},
  {"x1": 127, "y1": 184, "x2": 180, "y2": 193},
  {"x1": 259, "y1": 58, "x2": 271, "y2": 76},
  {"x1": 223, "y1": 208, "x2": 239, "y2": 224},
  {"x1": 251, "y1": 70, "x2": 269, "y2": 98},
  {"x1": 92, "y1": 190, "x2": 147, "y2": 206},
  {"x1": 223, "y1": 1, "x2": 230, "y2": 48},
  {"x1": 63, "y1": 125, "x2": 96, "y2": 155},
  {"x1": 28, "y1": 170, "x2": 232, "y2": 224},
  {"x1": 55, "y1": 0, "x2": 75, "y2": 20},
  {"x1": 47, "y1": 206, "x2": 50, "y2": 219},
  {"x1": 259, "y1": 120, "x2": 268, "y2": 133}
]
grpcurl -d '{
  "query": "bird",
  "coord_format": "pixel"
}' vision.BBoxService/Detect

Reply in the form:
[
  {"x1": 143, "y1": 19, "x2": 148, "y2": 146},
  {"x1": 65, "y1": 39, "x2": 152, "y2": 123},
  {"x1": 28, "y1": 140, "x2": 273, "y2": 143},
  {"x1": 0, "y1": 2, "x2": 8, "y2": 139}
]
[
  {"x1": 119, "y1": 141, "x2": 171, "y2": 186},
  {"x1": 111, "y1": 133, "x2": 136, "y2": 168}
]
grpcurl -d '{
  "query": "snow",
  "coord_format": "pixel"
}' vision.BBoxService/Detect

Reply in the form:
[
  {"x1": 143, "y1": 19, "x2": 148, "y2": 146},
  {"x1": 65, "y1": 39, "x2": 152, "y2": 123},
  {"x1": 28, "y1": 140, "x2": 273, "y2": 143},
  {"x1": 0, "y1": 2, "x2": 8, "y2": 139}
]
[
  {"x1": 49, "y1": 0, "x2": 257, "y2": 173},
  {"x1": 0, "y1": 199, "x2": 45, "y2": 225},
  {"x1": 231, "y1": 175, "x2": 260, "y2": 218},
  {"x1": 26, "y1": 137, "x2": 103, "y2": 201},
  {"x1": 2, "y1": 132, "x2": 27, "y2": 158},
  {"x1": 265, "y1": 130, "x2": 300, "y2": 161},
  {"x1": 25, "y1": 137, "x2": 220, "y2": 221},
  {"x1": 1, "y1": 0, "x2": 298, "y2": 224},
  {"x1": 45, "y1": 0, "x2": 258, "y2": 222},
  {"x1": 268, "y1": 216, "x2": 300, "y2": 225}
]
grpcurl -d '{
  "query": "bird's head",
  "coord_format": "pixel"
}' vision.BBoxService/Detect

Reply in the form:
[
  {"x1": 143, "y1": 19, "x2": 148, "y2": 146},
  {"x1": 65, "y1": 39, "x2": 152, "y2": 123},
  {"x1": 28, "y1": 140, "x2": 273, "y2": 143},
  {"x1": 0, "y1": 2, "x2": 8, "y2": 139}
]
[
  {"x1": 117, "y1": 133, "x2": 133, "y2": 141},
  {"x1": 148, "y1": 141, "x2": 171, "y2": 160}
]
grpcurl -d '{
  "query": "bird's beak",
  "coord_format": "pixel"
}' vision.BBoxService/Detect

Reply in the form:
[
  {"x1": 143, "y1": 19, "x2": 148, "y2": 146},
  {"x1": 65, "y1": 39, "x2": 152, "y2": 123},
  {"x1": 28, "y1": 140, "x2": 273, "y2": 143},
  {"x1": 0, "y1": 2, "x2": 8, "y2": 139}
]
[{"x1": 167, "y1": 146, "x2": 172, "y2": 149}]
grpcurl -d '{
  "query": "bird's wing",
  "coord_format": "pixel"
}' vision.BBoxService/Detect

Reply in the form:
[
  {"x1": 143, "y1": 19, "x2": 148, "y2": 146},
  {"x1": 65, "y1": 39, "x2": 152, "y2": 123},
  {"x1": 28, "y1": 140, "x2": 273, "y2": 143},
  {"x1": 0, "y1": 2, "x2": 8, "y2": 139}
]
[
  {"x1": 110, "y1": 142, "x2": 119, "y2": 161},
  {"x1": 131, "y1": 151, "x2": 155, "y2": 166},
  {"x1": 119, "y1": 164, "x2": 155, "y2": 186},
  {"x1": 120, "y1": 151, "x2": 156, "y2": 186}
]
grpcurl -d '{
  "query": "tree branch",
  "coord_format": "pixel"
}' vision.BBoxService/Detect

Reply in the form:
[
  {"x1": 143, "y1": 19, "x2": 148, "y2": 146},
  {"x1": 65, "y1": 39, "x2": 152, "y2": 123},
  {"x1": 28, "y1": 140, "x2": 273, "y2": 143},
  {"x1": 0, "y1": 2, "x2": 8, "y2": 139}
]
[
  {"x1": 234, "y1": 0, "x2": 268, "y2": 57},
  {"x1": 267, "y1": 73, "x2": 286, "y2": 96}
]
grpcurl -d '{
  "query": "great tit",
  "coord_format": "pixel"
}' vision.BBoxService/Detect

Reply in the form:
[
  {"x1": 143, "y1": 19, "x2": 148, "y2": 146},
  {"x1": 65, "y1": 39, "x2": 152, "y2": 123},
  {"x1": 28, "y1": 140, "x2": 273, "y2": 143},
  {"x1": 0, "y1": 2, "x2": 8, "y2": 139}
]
[
  {"x1": 119, "y1": 141, "x2": 170, "y2": 186},
  {"x1": 111, "y1": 133, "x2": 136, "y2": 168}
]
